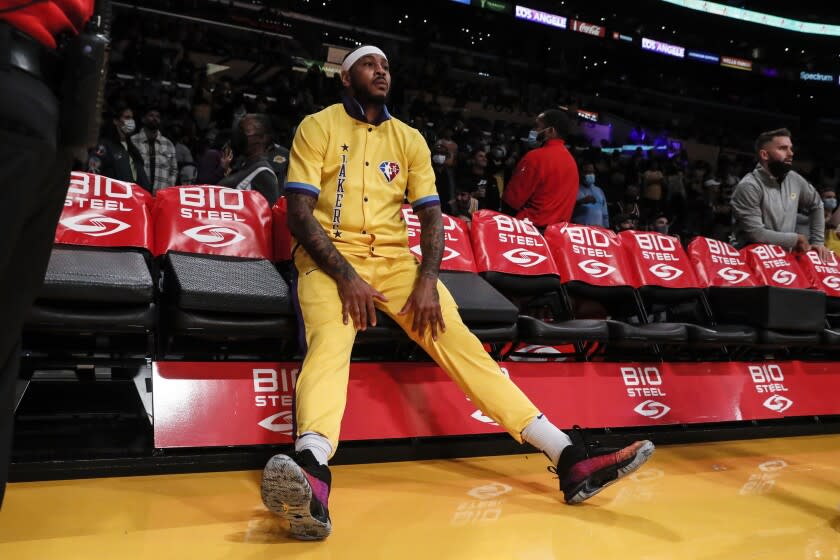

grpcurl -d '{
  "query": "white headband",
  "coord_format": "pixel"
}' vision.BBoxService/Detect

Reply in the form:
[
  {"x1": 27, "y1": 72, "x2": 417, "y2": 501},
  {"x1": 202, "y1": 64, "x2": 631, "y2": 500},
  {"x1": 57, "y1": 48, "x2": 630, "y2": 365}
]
[{"x1": 341, "y1": 46, "x2": 388, "y2": 73}]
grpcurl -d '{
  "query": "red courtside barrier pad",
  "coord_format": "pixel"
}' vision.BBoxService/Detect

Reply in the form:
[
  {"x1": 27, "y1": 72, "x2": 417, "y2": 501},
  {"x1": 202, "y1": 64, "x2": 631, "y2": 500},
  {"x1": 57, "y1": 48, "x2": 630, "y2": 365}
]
[
  {"x1": 56, "y1": 172, "x2": 153, "y2": 249},
  {"x1": 152, "y1": 360, "x2": 840, "y2": 448}
]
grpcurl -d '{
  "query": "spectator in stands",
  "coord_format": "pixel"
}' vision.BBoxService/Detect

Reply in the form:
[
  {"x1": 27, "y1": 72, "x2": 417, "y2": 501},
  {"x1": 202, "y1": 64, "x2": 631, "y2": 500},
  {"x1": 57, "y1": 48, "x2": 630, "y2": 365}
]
[
  {"x1": 131, "y1": 108, "x2": 178, "y2": 192},
  {"x1": 447, "y1": 186, "x2": 479, "y2": 223},
  {"x1": 218, "y1": 114, "x2": 281, "y2": 204},
  {"x1": 613, "y1": 184, "x2": 641, "y2": 227},
  {"x1": 651, "y1": 214, "x2": 671, "y2": 234},
  {"x1": 641, "y1": 159, "x2": 665, "y2": 224},
  {"x1": 460, "y1": 148, "x2": 499, "y2": 211},
  {"x1": 432, "y1": 141, "x2": 456, "y2": 204},
  {"x1": 502, "y1": 109, "x2": 579, "y2": 229},
  {"x1": 572, "y1": 162, "x2": 609, "y2": 228},
  {"x1": 261, "y1": 44, "x2": 653, "y2": 541},
  {"x1": 88, "y1": 105, "x2": 151, "y2": 192},
  {"x1": 615, "y1": 214, "x2": 636, "y2": 233},
  {"x1": 731, "y1": 128, "x2": 831, "y2": 260}
]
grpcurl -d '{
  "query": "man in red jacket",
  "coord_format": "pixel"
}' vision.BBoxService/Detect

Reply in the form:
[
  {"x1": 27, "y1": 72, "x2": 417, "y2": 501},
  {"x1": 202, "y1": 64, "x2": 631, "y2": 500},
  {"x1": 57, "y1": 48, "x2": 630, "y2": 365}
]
[
  {"x1": 0, "y1": 0, "x2": 98, "y2": 508},
  {"x1": 503, "y1": 109, "x2": 579, "y2": 229}
]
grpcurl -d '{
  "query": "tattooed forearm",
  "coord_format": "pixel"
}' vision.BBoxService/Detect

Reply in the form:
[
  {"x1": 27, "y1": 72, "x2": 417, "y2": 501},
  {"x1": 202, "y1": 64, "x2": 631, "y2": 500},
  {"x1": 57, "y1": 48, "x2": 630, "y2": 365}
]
[
  {"x1": 287, "y1": 193, "x2": 357, "y2": 280},
  {"x1": 416, "y1": 204, "x2": 444, "y2": 280}
]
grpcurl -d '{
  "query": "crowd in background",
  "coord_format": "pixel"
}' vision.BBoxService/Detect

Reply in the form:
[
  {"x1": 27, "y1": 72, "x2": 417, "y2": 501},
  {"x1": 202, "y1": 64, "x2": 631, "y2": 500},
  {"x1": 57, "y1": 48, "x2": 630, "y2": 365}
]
[{"x1": 82, "y1": 10, "x2": 840, "y2": 248}]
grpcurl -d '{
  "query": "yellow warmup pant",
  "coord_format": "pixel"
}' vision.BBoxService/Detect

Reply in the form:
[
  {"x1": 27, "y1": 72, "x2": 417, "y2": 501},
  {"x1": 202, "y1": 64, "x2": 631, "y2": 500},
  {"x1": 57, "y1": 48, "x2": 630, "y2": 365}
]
[{"x1": 292, "y1": 250, "x2": 540, "y2": 456}]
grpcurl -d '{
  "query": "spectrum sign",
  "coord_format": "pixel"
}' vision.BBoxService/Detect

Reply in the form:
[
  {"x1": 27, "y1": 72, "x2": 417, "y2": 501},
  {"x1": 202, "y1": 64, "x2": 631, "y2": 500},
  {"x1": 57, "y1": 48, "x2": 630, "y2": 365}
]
[
  {"x1": 571, "y1": 19, "x2": 605, "y2": 38},
  {"x1": 641, "y1": 37, "x2": 685, "y2": 58},
  {"x1": 514, "y1": 5, "x2": 567, "y2": 28},
  {"x1": 800, "y1": 71, "x2": 834, "y2": 82}
]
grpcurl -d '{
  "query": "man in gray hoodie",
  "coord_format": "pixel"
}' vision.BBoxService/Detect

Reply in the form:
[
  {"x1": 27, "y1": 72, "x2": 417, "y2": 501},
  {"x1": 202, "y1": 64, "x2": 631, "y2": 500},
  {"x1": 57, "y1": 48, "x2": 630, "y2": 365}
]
[{"x1": 731, "y1": 128, "x2": 832, "y2": 261}]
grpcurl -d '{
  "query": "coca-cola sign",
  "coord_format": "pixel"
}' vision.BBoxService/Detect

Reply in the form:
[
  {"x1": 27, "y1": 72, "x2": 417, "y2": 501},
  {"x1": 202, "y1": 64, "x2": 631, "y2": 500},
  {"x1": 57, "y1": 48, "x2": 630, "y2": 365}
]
[{"x1": 571, "y1": 19, "x2": 605, "y2": 38}]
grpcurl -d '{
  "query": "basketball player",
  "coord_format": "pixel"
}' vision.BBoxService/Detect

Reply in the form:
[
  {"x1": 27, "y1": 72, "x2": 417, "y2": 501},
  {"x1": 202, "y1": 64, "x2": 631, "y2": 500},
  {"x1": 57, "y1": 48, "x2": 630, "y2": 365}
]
[{"x1": 260, "y1": 45, "x2": 655, "y2": 540}]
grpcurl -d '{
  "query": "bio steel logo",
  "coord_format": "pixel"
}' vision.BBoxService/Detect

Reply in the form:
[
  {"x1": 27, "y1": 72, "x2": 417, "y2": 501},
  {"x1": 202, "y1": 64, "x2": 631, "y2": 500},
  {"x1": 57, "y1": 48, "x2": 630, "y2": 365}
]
[
  {"x1": 252, "y1": 368, "x2": 297, "y2": 434},
  {"x1": 60, "y1": 213, "x2": 131, "y2": 237},
  {"x1": 748, "y1": 364, "x2": 794, "y2": 414},
  {"x1": 649, "y1": 263, "x2": 684, "y2": 281},
  {"x1": 622, "y1": 366, "x2": 670, "y2": 419},
  {"x1": 178, "y1": 186, "x2": 247, "y2": 221},
  {"x1": 717, "y1": 267, "x2": 751, "y2": 284},
  {"x1": 564, "y1": 224, "x2": 613, "y2": 258},
  {"x1": 182, "y1": 224, "x2": 245, "y2": 247},
  {"x1": 770, "y1": 269, "x2": 796, "y2": 286},
  {"x1": 633, "y1": 400, "x2": 671, "y2": 419},
  {"x1": 577, "y1": 259, "x2": 616, "y2": 278},
  {"x1": 502, "y1": 247, "x2": 547, "y2": 267}
]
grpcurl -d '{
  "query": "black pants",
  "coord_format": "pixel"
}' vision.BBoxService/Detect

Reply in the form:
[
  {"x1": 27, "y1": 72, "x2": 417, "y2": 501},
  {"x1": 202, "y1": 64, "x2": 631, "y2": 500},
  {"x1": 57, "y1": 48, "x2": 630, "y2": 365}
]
[{"x1": 0, "y1": 66, "x2": 72, "y2": 508}]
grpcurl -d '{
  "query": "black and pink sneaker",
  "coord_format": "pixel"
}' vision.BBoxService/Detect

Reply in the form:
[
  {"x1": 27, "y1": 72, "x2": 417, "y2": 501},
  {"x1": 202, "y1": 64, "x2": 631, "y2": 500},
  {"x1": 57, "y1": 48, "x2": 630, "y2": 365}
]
[
  {"x1": 551, "y1": 428, "x2": 655, "y2": 504},
  {"x1": 261, "y1": 450, "x2": 332, "y2": 540}
]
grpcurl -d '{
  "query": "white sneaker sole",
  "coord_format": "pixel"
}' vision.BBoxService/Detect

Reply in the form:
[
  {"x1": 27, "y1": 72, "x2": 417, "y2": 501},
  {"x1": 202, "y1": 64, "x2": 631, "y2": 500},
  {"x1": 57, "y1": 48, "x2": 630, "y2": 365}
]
[{"x1": 261, "y1": 454, "x2": 332, "y2": 540}]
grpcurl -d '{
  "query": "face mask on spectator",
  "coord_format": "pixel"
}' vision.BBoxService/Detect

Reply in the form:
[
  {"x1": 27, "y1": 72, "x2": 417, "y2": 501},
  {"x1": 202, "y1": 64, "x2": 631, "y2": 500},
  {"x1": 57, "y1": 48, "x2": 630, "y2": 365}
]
[
  {"x1": 432, "y1": 154, "x2": 446, "y2": 165},
  {"x1": 119, "y1": 119, "x2": 135, "y2": 135},
  {"x1": 584, "y1": 173, "x2": 596, "y2": 186},
  {"x1": 824, "y1": 198, "x2": 838, "y2": 211},
  {"x1": 653, "y1": 224, "x2": 669, "y2": 234},
  {"x1": 527, "y1": 128, "x2": 548, "y2": 147}
]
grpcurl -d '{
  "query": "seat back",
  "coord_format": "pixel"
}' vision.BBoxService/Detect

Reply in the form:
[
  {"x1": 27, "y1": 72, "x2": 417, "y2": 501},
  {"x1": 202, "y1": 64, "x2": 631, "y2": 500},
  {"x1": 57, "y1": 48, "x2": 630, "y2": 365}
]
[
  {"x1": 271, "y1": 196, "x2": 293, "y2": 263},
  {"x1": 544, "y1": 222, "x2": 634, "y2": 288},
  {"x1": 56, "y1": 172, "x2": 153, "y2": 249},
  {"x1": 687, "y1": 237, "x2": 759, "y2": 288},
  {"x1": 796, "y1": 250, "x2": 840, "y2": 298},
  {"x1": 619, "y1": 230, "x2": 701, "y2": 289},
  {"x1": 742, "y1": 244, "x2": 812, "y2": 289},
  {"x1": 401, "y1": 205, "x2": 477, "y2": 272},
  {"x1": 470, "y1": 210, "x2": 559, "y2": 276},
  {"x1": 470, "y1": 210, "x2": 560, "y2": 297},
  {"x1": 153, "y1": 185, "x2": 272, "y2": 259}
]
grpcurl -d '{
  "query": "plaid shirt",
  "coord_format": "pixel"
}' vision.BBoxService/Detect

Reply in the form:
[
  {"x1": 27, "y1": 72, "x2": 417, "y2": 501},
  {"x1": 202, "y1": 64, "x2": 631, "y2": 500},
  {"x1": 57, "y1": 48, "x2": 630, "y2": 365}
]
[{"x1": 131, "y1": 129, "x2": 178, "y2": 192}]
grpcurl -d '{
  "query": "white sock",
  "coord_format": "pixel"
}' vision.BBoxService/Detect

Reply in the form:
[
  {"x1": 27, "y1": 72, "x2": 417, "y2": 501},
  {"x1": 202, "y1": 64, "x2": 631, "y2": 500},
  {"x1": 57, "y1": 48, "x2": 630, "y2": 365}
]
[
  {"x1": 520, "y1": 414, "x2": 572, "y2": 465},
  {"x1": 295, "y1": 432, "x2": 332, "y2": 466}
]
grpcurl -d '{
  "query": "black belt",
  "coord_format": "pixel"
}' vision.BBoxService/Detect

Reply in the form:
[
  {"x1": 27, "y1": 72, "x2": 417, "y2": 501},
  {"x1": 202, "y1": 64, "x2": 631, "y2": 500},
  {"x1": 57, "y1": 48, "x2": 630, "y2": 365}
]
[{"x1": 0, "y1": 22, "x2": 62, "y2": 86}]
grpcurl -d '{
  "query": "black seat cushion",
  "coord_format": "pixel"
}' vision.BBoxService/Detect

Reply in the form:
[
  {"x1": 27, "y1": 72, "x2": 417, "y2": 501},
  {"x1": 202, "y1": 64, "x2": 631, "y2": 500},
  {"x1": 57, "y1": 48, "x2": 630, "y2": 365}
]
[
  {"x1": 684, "y1": 324, "x2": 758, "y2": 344},
  {"x1": 440, "y1": 272, "x2": 519, "y2": 325},
  {"x1": 606, "y1": 321, "x2": 687, "y2": 342},
  {"x1": 170, "y1": 308, "x2": 295, "y2": 338},
  {"x1": 518, "y1": 316, "x2": 609, "y2": 343},
  {"x1": 39, "y1": 247, "x2": 153, "y2": 304},
  {"x1": 167, "y1": 253, "x2": 291, "y2": 315},
  {"x1": 26, "y1": 302, "x2": 155, "y2": 333},
  {"x1": 708, "y1": 286, "x2": 826, "y2": 331},
  {"x1": 759, "y1": 329, "x2": 820, "y2": 346},
  {"x1": 481, "y1": 271, "x2": 562, "y2": 298}
]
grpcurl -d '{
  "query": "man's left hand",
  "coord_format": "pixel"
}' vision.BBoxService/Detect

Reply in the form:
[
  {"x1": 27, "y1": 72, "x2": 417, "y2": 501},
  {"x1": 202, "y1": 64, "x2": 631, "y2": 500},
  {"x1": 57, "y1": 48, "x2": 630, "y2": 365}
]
[
  {"x1": 399, "y1": 276, "x2": 446, "y2": 341},
  {"x1": 813, "y1": 244, "x2": 835, "y2": 263}
]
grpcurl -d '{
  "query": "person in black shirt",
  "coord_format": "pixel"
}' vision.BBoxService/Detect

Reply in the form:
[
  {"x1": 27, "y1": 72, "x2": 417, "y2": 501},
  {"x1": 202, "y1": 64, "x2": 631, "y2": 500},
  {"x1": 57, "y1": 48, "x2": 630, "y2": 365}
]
[
  {"x1": 432, "y1": 141, "x2": 456, "y2": 205},
  {"x1": 219, "y1": 114, "x2": 281, "y2": 205},
  {"x1": 87, "y1": 105, "x2": 151, "y2": 192},
  {"x1": 460, "y1": 148, "x2": 500, "y2": 211}
]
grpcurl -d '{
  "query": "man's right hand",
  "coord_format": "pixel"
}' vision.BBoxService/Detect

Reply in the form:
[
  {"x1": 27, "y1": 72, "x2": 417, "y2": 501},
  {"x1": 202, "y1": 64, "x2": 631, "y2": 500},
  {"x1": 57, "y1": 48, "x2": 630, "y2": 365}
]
[
  {"x1": 337, "y1": 274, "x2": 389, "y2": 331},
  {"x1": 794, "y1": 234, "x2": 811, "y2": 253}
]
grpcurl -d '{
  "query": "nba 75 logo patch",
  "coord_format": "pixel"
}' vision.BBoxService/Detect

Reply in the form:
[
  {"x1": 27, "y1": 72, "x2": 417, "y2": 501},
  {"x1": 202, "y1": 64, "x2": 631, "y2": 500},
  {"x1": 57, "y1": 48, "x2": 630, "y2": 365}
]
[{"x1": 379, "y1": 161, "x2": 401, "y2": 182}]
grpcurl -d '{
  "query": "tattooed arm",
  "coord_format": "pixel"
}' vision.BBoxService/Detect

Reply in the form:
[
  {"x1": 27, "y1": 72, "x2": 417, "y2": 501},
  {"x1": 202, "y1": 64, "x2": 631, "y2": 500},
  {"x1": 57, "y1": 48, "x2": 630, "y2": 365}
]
[
  {"x1": 287, "y1": 193, "x2": 386, "y2": 329},
  {"x1": 399, "y1": 204, "x2": 446, "y2": 340}
]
